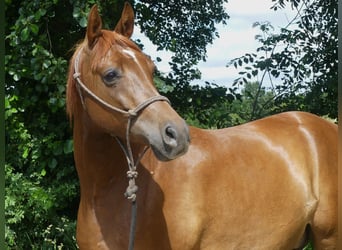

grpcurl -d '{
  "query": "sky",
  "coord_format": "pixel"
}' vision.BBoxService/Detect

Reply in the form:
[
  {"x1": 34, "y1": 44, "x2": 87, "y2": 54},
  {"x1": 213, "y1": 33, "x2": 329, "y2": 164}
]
[{"x1": 132, "y1": 0, "x2": 297, "y2": 88}]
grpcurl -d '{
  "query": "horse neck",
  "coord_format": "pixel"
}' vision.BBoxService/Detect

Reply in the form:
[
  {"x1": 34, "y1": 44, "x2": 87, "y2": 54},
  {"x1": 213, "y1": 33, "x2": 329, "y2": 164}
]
[{"x1": 72, "y1": 109, "x2": 142, "y2": 192}]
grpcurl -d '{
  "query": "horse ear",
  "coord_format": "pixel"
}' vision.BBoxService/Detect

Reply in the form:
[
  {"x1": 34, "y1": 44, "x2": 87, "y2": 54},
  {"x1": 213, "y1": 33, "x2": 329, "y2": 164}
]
[
  {"x1": 86, "y1": 5, "x2": 103, "y2": 49},
  {"x1": 114, "y1": 2, "x2": 134, "y2": 38}
]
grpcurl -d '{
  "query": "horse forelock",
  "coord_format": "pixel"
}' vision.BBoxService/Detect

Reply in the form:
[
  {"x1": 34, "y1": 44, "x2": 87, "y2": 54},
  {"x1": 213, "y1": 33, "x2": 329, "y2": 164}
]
[
  {"x1": 90, "y1": 30, "x2": 141, "y2": 71},
  {"x1": 66, "y1": 30, "x2": 141, "y2": 122}
]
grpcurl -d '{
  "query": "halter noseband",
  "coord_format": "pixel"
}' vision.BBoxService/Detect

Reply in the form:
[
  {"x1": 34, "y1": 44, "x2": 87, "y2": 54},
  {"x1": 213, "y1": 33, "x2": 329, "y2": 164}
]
[{"x1": 73, "y1": 47, "x2": 170, "y2": 250}]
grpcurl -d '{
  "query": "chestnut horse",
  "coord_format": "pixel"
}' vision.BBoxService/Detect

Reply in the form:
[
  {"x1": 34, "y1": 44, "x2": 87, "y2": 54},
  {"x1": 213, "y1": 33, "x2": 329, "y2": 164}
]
[{"x1": 66, "y1": 3, "x2": 337, "y2": 250}]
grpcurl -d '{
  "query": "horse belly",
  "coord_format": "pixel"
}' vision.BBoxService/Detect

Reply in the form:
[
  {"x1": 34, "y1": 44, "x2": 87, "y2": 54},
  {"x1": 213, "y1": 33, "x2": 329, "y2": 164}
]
[
  {"x1": 160, "y1": 172, "x2": 313, "y2": 249},
  {"x1": 199, "y1": 216, "x2": 309, "y2": 250},
  {"x1": 163, "y1": 202, "x2": 309, "y2": 250},
  {"x1": 198, "y1": 169, "x2": 315, "y2": 249}
]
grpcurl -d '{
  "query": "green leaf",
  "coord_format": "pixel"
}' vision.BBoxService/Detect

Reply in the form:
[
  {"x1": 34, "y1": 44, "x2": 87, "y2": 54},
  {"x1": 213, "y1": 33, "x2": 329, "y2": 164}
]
[
  {"x1": 49, "y1": 158, "x2": 57, "y2": 169},
  {"x1": 41, "y1": 168, "x2": 47, "y2": 177},
  {"x1": 22, "y1": 147, "x2": 29, "y2": 159},
  {"x1": 29, "y1": 24, "x2": 39, "y2": 34},
  {"x1": 79, "y1": 16, "x2": 87, "y2": 27},
  {"x1": 73, "y1": 7, "x2": 81, "y2": 18},
  {"x1": 43, "y1": 60, "x2": 51, "y2": 69},
  {"x1": 13, "y1": 74, "x2": 21, "y2": 81},
  {"x1": 20, "y1": 27, "x2": 29, "y2": 41},
  {"x1": 37, "y1": 9, "x2": 47, "y2": 19},
  {"x1": 63, "y1": 140, "x2": 74, "y2": 154}
]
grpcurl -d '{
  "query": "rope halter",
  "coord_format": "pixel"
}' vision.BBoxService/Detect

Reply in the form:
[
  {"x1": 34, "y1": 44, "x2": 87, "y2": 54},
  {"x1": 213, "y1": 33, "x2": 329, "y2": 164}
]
[{"x1": 72, "y1": 47, "x2": 170, "y2": 202}]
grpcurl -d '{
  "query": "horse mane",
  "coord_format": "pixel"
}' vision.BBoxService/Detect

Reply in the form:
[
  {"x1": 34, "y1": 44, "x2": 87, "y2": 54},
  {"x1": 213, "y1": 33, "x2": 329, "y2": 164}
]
[{"x1": 66, "y1": 30, "x2": 141, "y2": 122}]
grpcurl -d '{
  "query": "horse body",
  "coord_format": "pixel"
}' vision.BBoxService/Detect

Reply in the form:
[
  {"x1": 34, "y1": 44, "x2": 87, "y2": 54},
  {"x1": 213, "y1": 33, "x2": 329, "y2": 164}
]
[
  {"x1": 73, "y1": 110, "x2": 337, "y2": 249},
  {"x1": 67, "y1": 3, "x2": 337, "y2": 249},
  {"x1": 156, "y1": 112, "x2": 336, "y2": 250}
]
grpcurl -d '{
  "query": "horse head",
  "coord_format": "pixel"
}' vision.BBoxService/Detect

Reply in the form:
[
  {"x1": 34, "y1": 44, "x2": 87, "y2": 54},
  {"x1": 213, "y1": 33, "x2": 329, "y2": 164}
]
[{"x1": 67, "y1": 3, "x2": 190, "y2": 161}]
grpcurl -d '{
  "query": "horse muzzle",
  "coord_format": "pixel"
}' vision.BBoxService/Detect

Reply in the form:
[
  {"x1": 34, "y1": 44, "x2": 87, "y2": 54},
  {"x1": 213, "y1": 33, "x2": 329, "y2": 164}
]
[{"x1": 150, "y1": 120, "x2": 190, "y2": 161}]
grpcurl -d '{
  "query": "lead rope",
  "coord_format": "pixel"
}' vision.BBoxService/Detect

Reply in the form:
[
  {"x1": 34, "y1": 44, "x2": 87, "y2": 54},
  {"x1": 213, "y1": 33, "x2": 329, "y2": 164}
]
[
  {"x1": 114, "y1": 115, "x2": 148, "y2": 250},
  {"x1": 73, "y1": 47, "x2": 170, "y2": 250},
  {"x1": 114, "y1": 97, "x2": 169, "y2": 250},
  {"x1": 113, "y1": 96, "x2": 167, "y2": 250}
]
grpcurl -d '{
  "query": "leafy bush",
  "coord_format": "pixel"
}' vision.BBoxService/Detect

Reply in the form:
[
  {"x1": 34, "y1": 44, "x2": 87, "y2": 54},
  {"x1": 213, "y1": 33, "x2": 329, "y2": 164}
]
[{"x1": 228, "y1": 0, "x2": 337, "y2": 119}]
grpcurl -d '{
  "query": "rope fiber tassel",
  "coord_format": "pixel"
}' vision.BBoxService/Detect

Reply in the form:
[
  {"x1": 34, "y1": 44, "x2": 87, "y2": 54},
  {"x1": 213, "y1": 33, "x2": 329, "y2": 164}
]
[{"x1": 125, "y1": 178, "x2": 138, "y2": 201}]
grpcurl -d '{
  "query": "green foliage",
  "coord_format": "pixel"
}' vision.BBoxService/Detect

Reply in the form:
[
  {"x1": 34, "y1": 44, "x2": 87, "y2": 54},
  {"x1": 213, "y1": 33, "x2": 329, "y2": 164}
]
[
  {"x1": 303, "y1": 242, "x2": 313, "y2": 250},
  {"x1": 5, "y1": 164, "x2": 77, "y2": 249},
  {"x1": 162, "y1": 80, "x2": 275, "y2": 129},
  {"x1": 136, "y1": 0, "x2": 229, "y2": 86},
  {"x1": 229, "y1": 82, "x2": 276, "y2": 122},
  {"x1": 5, "y1": 89, "x2": 78, "y2": 248},
  {"x1": 171, "y1": 82, "x2": 234, "y2": 129},
  {"x1": 228, "y1": 0, "x2": 337, "y2": 119},
  {"x1": 5, "y1": 0, "x2": 81, "y2": 247}
]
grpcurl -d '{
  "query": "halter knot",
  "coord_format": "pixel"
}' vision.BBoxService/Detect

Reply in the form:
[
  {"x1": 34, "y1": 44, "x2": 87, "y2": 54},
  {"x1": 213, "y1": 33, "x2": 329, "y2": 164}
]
[
  {"x1": 73, "y1": 72, "x2": 81, "y2": 79},
  {"x1": 127, "y1": 170, "x2": 138, "y2": 178},
  {"x1": 128, "y1": 109, "x2": 138, "y2": 117}
]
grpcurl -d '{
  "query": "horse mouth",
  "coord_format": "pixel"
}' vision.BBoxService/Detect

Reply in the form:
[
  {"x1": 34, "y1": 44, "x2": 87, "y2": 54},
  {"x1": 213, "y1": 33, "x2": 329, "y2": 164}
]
[{"x1": 150, "y1": 143, "x2": 189, "y2": 162}]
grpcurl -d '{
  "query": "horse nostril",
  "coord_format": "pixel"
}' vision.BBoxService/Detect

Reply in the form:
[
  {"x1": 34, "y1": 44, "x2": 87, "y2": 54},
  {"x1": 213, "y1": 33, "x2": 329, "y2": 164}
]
[
  {"x1": 166, "y1": 126, "x2": 177, "y2": 140},
  {"x1": 164, "y1": 125, "x2": 178, "y2": 147}
]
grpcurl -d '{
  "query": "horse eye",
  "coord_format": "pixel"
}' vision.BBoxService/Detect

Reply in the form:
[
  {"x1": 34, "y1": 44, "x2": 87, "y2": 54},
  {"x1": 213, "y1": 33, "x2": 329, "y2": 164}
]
[{"x1": 102, "y1": 69, "x2": 119, "y2": 86}]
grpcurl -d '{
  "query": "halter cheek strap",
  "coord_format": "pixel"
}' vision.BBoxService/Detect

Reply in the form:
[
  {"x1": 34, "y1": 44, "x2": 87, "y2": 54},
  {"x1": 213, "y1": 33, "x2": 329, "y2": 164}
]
[
  {"x1": 73, "y1": 48, "x2": 170, "y2": 117},
  {"x1": 73, "y1": 47, "x2": 170, "y2": 250}
]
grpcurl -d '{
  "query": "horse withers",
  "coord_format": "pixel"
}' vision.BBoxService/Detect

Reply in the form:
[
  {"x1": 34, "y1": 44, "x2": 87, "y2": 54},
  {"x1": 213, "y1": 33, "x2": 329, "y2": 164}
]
[{"x1": 66, "y1": 3, "x2": 338, "y2": 249}]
